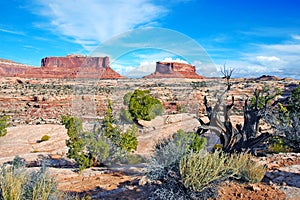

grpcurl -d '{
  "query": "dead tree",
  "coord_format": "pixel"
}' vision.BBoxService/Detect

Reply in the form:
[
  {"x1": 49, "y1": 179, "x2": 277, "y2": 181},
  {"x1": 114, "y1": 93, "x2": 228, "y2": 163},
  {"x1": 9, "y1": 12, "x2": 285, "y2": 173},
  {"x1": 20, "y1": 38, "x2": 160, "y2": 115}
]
[{"x1": 197, "y1": 68, "x2": 280, "y2": 153}]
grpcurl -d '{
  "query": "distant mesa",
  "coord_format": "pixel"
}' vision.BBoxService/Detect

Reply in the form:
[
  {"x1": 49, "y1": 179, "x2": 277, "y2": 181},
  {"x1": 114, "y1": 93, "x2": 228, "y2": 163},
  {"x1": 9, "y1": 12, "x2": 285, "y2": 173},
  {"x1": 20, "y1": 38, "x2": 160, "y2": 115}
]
[
  {"x1": 0, "y1": 58, "x2": 36, "y2": 77},
  {"x1": 143, "y1": 61, "x2": 204, "y2": 79},
  {"x1": 0, "y1": 55, "x2": 124, "y2": 79},
  {"x1": 254, "y1": 75, "x2": 284, "y2": 81}
]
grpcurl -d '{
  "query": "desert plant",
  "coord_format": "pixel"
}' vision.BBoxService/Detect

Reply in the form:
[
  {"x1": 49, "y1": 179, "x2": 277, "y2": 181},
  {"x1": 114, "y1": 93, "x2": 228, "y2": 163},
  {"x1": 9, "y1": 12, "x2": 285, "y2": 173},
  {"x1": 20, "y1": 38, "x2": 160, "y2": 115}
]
[
  {"x1": 120, "y1": 108, "x2": 134, "y2": 123},
  {"x1": 40, "y1": 135, "x2": 50, "y2": 142},
  {"x1": 62, "y1": 115, "x2": 93, "y2": 171},
  {"x1": 239, "y1": 157, "x2": 266, "y2": 183},
  {"x1": 0, "y1": 164, "x2": 25, "y2": 200},
  {"x1": 197, "y1": 66, "x2": 282, "y2": 153},
  {"x1": 267, "y1": 136, "x2": 290, "y2": 153},
  {"x1": 119, "y1": 124, "x2": 138, "y2": 152},
  {"x1": 62, "y1": 100, "x2": 138, "y2": 171},
  {"x1": 128, "y1": 89, "x2": 164, "y2": 121},
  {"x1": 23, "y1": 165, "x2": 57, "y2": 200},
  {"x1": 179, "y1": 150, "x2": 241, "y2": 192},
  {"x1": 0, "y1": 115, "x2": 9, "y2": 138},
  {"x1": 103, "y1": 100, "x2": 138, "y2": 153},
  {"x1": 147, "y1": 130, "x2": 210, "y2": 199},
  {"x1": 268, "y1": 84, "x2": 300, "y2": 152},
  {"x1": 0, "y1": 157, "x2": 58, "y2": 200}
]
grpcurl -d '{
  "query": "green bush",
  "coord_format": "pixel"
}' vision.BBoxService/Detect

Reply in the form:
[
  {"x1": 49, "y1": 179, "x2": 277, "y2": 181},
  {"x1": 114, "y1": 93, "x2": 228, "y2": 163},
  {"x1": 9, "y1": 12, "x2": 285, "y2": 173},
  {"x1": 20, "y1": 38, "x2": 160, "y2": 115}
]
[
  {"x1": 62, "y1": 115, "x2": 93, "y2": 171},
  {"x1": 40, "y1": 135, "x2": 50, "y2": 142},
  {"x1": 0, "y1": 115, "x2": 9, "y2": 138},
  {"x1": 103, "y1": 100, "x2": 138, "y2": 153},
  {"x1": 268, "y1": 136, "x2": 290, "y2": 153},
  {"x1": 119, "y1": 124, "x2": 138, "y2": 152},
  {"x1": 62, "y1": 100, "x2": 138, "y2": 171},
  {"x1": 120, "y1": 108, "x2": 134, "y2": 123},
  {"x1": 128, "y1": 89, "x2": 163, "y2": 121}
]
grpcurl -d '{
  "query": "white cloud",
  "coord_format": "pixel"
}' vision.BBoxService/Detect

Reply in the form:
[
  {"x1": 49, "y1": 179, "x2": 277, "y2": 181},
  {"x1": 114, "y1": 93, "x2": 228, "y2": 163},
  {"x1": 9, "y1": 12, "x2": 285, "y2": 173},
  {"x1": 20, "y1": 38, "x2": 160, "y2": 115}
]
[
  {"x1": 291, "y1": 34, "x2": 300, "y2": 40},
  {"x1": 256, "y1": 56, "x2": 280, "y2": 62},
  {"x1": 33, "y1": 0, "x2": 167, "y2": 50},
  {"x1": 0, "y1": 28, "x2": 25, "y2": 36},
  {"x1": 261, "y1": 44, "x2": 300, "y2": 53},
  {"x1": 125, "y1": 60, "x2": 156, "y2": 77},
  {"x1": 161, "y1": 57, "x2": 188, "y2": 63}
]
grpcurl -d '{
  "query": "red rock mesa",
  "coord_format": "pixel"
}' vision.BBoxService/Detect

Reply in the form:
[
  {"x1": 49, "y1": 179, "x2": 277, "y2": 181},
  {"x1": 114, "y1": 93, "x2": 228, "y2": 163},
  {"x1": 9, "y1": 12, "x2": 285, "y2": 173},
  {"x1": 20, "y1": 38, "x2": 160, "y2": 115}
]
[
  {"x1": 143, "y1": 61, "x2": 203, "y2": 79},
  {"x1": 0, "y1": 55, "x2": 124, "y2": 79}
]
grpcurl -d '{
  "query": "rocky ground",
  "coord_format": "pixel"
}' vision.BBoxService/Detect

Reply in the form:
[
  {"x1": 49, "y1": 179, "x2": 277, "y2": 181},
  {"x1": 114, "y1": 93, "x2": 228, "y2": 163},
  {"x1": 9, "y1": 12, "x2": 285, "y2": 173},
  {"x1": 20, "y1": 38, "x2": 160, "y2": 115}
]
[
  {"x1": 0, "y1": 124, "x2": 299, "y2": 199},
  {"x1": 1, "y1": 77, "x2": 299, "y2": 199}
]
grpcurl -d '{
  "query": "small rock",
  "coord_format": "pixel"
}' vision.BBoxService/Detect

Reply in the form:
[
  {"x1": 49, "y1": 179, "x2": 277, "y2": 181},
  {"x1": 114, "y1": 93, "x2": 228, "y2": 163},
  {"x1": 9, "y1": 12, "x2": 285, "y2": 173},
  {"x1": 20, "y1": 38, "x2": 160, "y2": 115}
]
[
  {"x1": 281, "y1": 182, "x2": 287, "y2": 186},
  {"x1": 138, "y1": 176, "x2": 149, "y2": 186}
]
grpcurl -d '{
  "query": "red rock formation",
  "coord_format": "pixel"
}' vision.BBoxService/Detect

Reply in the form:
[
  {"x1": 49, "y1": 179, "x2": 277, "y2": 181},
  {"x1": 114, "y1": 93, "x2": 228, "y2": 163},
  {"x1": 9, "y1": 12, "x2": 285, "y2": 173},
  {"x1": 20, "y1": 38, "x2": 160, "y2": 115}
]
[
  {"x1": 143, "y1": 61, "x2": 204, "y2": 79},
  {"x1": 19, "y1": 55, "x2": 123, "y2": 79},
  {"x1": 1, "y1": 56, "x2": 124, "y2": 79},
  {"x1": 0, "y1": 59, "x2": 36, "y2": 77}
]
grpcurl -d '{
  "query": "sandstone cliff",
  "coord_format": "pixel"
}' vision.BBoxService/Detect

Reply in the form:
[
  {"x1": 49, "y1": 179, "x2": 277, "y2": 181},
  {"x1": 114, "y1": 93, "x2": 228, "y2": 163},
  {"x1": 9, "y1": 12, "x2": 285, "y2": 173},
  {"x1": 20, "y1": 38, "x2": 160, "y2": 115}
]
[
  {"x1": 143, "y1": 61, "x2": 203, "y2": 79},
  {"x1": 20, "y1": 55, "x2": 124, "y2": 79}
]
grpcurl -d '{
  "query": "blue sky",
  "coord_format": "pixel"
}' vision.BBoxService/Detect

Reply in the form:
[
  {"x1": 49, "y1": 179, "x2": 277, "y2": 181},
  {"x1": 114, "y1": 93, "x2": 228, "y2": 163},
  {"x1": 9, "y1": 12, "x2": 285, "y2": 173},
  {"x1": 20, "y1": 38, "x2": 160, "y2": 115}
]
[{"x1": 1, "y1": 0, "x2": 300, "y2": 79}]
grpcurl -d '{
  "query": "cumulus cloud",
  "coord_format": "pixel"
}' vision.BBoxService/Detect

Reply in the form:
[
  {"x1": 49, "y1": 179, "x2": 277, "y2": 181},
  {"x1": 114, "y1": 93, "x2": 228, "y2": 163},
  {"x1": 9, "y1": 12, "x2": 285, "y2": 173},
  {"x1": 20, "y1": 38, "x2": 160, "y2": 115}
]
[
  {"x1": 125, "y1": 60, "x2": 156, "y2": 77},
  {"x1": 33, "y1": 0, "x2": 167, "y2": 50}
]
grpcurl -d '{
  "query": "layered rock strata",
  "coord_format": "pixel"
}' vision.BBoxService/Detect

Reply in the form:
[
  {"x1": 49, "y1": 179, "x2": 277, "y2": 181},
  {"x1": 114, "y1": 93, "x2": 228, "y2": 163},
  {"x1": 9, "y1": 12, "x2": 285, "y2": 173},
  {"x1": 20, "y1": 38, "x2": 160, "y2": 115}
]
[
  {"x1": 144, "y1": 61, "x2": 204, "y2": 79},
  {"x1": 0, "y1": 56, "x2": 124, "y2": 79},
  {"x1": 20, "y1": 55, "x2": 124, "y2": 79}
]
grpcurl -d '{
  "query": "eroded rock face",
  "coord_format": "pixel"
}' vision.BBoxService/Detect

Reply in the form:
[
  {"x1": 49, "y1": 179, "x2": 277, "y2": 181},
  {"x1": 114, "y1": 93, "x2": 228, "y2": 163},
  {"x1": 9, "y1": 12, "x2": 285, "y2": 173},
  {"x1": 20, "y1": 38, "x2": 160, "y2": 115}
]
[
  {"x1": 0, "y1": 56, "x2": 124, "y2": 79},
  {"x1": 143, "y1": 61, "x2": 204, "y2": 79},
  {"x1": 21, "y1": 55, "x2": 124, "y2": 79},
  {"x1": 0, "y1": 59, "x2": 36, "y2": 77}
]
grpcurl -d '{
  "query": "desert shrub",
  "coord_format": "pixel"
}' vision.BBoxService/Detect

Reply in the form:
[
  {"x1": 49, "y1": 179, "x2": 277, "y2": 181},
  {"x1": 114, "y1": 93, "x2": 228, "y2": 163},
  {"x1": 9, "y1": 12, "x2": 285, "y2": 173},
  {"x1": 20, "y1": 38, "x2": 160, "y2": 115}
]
[
  {"x1": 123, "y1": 92, "x2": 133, "y2": 105},
  {"x1": 62, "y1": 100, "x2": 138, "y2": 171},
  {"x1": 148, "y1": 130, "x2": 207, "y2": 181},
  {"x1": 0, "y1": 163, "x2": 25, "y2": 200},
  {"x1": 147, "y1": 130, "x2": 210, "y2": 199},
  {"x1": 40, "y1": 135, "x2": 50, "y2": 142},
  {"x1": 120, "y1": 108, "x2": 134, "y2": 123},
  {"x1": 179, "y1": 151, "x2": 266, "y2": 192},
  {"x1": 0, "y1": 157, "x2": 58, "y2": 200},
  {"x1": 119, "y1": 124, "x2": 138, "y2": 152},
  {"x1": 239, "y1": 155, "x2": 266, "y2": 184},
  {"x1": 128, "y1": 89, "x2": 164, "y2": 121},
  {"x1": 103, "y1": 100, "x2": 138, "y2": 153},
  {"x1": 268, "y1": 136, "x2": 290, "y2": 153},
  {"x1": 23, "y1": 165, "x2": 57, "y2": 200},
  {"x1": 62, "y1": 115, "x2": 93, "y2": 171},
  {"x1": 121, "y1": 154, "x2": 147, "y2": 165},
  {"x1": 266, "y1": 84, "x2": 300, "y2": 152},
  {"x1": 0, "y1": 115, "x2": 9, "y2": 138}
]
